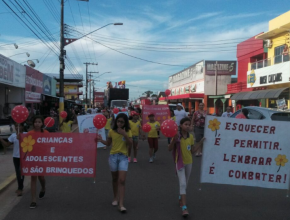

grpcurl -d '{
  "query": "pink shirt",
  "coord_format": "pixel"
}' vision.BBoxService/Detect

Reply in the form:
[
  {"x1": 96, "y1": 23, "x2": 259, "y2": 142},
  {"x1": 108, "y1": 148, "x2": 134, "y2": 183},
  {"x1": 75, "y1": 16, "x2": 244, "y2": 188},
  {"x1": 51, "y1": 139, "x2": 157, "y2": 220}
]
[{"x1": 236, "y1": 113, "x2": 247, "y2": 119}]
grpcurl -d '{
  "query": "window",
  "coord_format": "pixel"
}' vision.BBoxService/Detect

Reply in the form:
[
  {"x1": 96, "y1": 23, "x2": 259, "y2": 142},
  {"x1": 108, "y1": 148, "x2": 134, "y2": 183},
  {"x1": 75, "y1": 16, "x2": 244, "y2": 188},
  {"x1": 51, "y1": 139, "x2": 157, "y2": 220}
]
[
  {"x1": 247, "y1": 109, "x2": 264, "y2": 120},
  {"x1": 271, "y1": 113, "x2": 290, "y2": 121},
  {"x1": 274, "y1": 45, "x2": 289, "y2": 64}
]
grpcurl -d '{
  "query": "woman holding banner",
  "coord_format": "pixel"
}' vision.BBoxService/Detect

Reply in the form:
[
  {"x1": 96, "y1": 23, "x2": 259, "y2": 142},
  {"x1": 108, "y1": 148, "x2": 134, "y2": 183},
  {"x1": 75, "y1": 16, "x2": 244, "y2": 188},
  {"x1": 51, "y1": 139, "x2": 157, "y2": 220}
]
[{"x1": 98, "y1": 113, "x2": 132, "y2": 213}]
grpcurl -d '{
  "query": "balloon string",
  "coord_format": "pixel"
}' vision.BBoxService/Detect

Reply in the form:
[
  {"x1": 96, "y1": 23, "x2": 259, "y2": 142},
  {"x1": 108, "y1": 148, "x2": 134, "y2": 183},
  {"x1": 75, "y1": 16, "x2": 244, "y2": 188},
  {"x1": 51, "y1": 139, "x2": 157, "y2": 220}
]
[{"x1": 43, "y1": 117, "x2": 53, "y2": 129}]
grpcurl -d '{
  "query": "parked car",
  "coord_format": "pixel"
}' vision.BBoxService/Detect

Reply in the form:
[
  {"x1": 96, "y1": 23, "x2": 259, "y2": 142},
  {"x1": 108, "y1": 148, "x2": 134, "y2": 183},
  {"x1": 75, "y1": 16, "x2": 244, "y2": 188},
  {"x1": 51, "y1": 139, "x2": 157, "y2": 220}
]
[
  {"x1": 0, "y1": 118, "x2": 15, "y2": 140},
  {"x1": 230, "y1": 106, "x2": 290, "y2": 121}
]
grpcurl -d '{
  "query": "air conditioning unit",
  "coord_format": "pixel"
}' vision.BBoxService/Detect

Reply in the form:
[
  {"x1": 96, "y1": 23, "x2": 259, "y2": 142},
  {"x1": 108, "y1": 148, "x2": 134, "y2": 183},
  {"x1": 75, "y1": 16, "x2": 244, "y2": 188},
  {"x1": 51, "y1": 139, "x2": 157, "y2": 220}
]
[{"x1": 265, "y1": 39, "x2": 272, "y2": 48}]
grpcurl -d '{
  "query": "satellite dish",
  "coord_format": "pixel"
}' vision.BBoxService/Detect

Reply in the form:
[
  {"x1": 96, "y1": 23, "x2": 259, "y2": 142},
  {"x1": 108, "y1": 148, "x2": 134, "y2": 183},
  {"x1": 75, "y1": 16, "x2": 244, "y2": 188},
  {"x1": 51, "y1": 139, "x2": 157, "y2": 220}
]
[{"x1": 27, "y1": 60, "x2": 36, "y2": 68}]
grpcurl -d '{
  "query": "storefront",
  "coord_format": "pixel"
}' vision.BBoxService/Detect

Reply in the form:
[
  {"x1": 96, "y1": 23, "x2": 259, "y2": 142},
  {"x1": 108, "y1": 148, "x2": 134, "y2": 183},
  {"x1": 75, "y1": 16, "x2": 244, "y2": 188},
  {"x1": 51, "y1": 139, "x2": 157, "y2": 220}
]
[{"x1": 0, "y1": 54, "x2": 26, "y2": 118}]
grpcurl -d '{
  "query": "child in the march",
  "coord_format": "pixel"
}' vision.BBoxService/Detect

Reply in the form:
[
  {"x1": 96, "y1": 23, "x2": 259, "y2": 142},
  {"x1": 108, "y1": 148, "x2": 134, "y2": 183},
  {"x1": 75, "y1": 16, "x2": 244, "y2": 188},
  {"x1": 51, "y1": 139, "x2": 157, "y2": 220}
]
[
  {"x1": 98, "y1": 113, "x2": 132, "y2": 213},
  {"x1": 103, "y1": 109, "x2": 112, "y2": 150},
  {"x1": 143, "y1": 112, "x2": 160, "y2": 163},
  {"x1": 59, "y1": 116, "x2": 75, "y2": 133},
  {"x1": 0, "y1": 122, "x2": 27, "y2": 196},
  {"x1": 168, "y1": 110, "x2": 176, "y2": 144},
  {"x1": 128, "y1": 112, "x2": 142, "y2": 163},
  {"x1": 27, "y1": 116, "x2": 49, "y2": 209},
  {"x1": 168, "y1": 117, "x2": 205, "y2": 217}
]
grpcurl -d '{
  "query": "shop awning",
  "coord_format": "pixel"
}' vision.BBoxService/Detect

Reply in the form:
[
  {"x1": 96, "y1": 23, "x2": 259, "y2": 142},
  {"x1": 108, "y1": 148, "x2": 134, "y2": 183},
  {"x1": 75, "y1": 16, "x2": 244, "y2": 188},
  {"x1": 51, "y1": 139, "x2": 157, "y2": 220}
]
[
  {"x1": 159, "y1": 93, "x2": 204, "y2": 101},
  {"x1": 231, "y1": 87, "x2": 288, "y2": 100}
]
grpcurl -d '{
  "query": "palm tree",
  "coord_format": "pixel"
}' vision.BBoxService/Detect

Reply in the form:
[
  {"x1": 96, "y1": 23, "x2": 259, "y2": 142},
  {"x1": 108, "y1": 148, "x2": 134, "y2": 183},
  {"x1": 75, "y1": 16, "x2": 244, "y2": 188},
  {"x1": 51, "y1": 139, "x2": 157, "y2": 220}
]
[{"x1": 143, "y1": 90, "x2": 153, "y2": 97}]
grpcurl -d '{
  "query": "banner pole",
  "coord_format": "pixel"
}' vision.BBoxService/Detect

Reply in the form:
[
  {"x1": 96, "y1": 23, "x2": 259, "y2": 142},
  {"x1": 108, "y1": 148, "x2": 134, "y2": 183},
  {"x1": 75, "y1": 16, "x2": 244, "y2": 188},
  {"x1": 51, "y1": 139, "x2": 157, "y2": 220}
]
[
  {"x1": 287, "y1": 170, "x2": 290, "y2": 198},
  {"x1": 93, "y1": 129, "x2": 98, "y2": 184}
]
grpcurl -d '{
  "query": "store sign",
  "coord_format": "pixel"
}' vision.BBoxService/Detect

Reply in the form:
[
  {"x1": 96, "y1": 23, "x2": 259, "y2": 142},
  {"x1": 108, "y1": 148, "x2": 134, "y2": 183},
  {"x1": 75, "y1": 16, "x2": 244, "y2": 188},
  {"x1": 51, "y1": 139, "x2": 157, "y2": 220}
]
[
  {"x1": 171, "y1": 81, "x2": 204, "y2": 96},
  {"x1": 25, "y1": 66, "x2": 43, "y2": 103},
  {"x1": 205, "y1": 60, "x2": 237, "y2": 75},
  {"x1": 247, "y1": 62, "x2": 290, "y2": 88},
  {"x1": 0, "y1": 54, "x2": 26, "y2": 88},
  {"x1": 169, "y1": 61, "x2": 204, "y2": 88},
  {"x1": 142, "y1": 105, "x2": 170, "y2": 125},
  {"x1": 43, "y1": 74, "x2": 52, "y2": 95},
  {"x1": 201, "y1": 116, "x2": 290, "y2": 190}
]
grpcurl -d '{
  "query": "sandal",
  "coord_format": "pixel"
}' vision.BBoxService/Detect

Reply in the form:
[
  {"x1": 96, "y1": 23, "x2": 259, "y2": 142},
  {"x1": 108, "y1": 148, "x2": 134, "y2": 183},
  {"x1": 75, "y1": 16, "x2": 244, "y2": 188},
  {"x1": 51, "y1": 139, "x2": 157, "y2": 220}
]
[
  {"x1": 112, "y1": 201, "x2": 118, "y2": 206},
  {"x1": 118, "y1": 206, "x2": 127, "y2": 213}
]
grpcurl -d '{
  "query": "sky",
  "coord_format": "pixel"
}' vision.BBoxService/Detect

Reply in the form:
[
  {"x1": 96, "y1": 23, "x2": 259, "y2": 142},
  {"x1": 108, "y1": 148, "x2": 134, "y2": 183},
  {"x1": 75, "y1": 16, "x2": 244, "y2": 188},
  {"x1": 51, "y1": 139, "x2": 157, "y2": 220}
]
[{"x1": 0, "y1": 0, "x2": 289, "y2": 100}]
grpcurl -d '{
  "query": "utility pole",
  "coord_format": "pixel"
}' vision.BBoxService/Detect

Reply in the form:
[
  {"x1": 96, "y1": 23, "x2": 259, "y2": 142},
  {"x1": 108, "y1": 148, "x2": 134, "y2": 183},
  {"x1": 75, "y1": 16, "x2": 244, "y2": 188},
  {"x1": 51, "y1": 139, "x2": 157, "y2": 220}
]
[
  {"x1": 84, "y1": 63, "x2": 98, "y2": 110},
  {"x1": 88, "y1": 72, "x2": 99, "y2": 108},
  {"x1": 59, "y1": 0, "x2": 65, "y2": 120}
]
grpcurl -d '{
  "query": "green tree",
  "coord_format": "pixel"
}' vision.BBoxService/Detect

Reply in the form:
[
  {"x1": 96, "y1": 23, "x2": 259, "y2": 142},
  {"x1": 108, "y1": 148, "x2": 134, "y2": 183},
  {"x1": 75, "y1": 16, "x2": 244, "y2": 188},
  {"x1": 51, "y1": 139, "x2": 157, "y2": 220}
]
[{"x1": 143, "y1": 90, "x2": 153, "y2": 97}]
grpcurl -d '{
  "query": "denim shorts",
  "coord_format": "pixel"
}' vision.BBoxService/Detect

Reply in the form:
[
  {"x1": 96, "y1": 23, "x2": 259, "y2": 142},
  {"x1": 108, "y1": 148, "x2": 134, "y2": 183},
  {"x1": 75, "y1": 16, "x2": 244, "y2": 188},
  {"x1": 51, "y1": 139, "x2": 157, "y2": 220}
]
[
  {"x1": 132, "y1": 136, "x2": 139, "y2": 142},
  {"x1": 109, "y1": 153, "x2": 128, "y2": 172}
]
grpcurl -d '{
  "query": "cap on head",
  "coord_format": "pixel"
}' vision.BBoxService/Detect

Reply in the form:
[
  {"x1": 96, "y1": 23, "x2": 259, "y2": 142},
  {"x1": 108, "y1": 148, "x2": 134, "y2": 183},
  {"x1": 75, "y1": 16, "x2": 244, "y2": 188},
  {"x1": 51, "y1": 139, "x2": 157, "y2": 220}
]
[{"x1": 148, "y1": 112, "x2": 155, "y2": 117}]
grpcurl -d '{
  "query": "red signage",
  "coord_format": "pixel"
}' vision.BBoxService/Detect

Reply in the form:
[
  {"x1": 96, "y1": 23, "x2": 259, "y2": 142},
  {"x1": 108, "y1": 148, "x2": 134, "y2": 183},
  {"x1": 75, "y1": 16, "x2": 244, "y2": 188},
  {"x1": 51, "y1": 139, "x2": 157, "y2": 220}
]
[
  {"x1": 142, "y1": 105, "x2": 170, "y2": 125},
  {"x1": 25, "y1": 66, "x2": 43, "y2": 103},
  {"x1": 20, "y1": 133, "x2": 97, "y2": 177}
]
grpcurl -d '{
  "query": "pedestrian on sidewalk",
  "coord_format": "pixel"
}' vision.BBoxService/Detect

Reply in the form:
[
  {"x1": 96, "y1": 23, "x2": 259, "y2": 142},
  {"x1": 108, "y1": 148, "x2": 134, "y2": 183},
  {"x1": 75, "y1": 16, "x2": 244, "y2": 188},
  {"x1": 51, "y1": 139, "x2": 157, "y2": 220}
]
[
  {"x1": 98, "y1": 113, "x2": 132, "y2": 213},
  {"x1": 168, "y1": 117, "x2": 205, "y2": 217},
  {"x1": 174, "y1": 103, "x2": 187, "y2": 127},
  {"x1": 27, "y1": 116, "x2": 49, "y2": 209},
  {"x1": 191, "y1": 102, "x2": 206, "y2": 157},
  {"x1": 0, "y1": 122, "x2": 27, "y2": 196},
  {"x1": 128, "y1": 111, "x2": 142, "y2": 163},
  {"x1": 103, "y1": 109, "x2": 112, "y2": 150},
  {"x1": 221, "y1": 106, "x2": 233, "y2": 118},
  {"x1": 143, "y1": 112, "x2": 160, "y2": 163}
]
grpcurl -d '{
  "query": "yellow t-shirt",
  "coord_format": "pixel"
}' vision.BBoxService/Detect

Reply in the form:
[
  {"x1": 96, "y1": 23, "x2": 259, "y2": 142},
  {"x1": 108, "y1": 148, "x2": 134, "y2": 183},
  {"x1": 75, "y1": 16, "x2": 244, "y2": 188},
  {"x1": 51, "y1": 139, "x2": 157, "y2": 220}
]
[
  {"x1": 108, "y1": 129, "x2": 132, "y2": 156},
  {"x1": 61, "y1": 121, "x2": 73, "y2": 133},
  {"x1": 178, "y1": 134, "x2": 194, "y2": 164},
  {"x1": 147, "y1": 121, "x2": 160, "y2": 138},
  {"x1": 129, "y1": 120, "x2": 141, "y2": 136},
  {"x1": 105, "y1": 118, "x2": 112, "y2": 130}
]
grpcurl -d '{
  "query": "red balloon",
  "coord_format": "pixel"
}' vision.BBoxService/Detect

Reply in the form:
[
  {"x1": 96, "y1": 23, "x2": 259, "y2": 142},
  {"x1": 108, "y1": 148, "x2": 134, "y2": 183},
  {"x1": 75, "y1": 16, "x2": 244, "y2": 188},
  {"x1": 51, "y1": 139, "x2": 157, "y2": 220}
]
[
  {"x1": 165, "y1": 89, "x2": 171, "y2": 96},
  {"x1": 93, "y1": 114, "x2": 107, "y2": 129},
  {"x1": 60, "y1": 111, "x2": 67, "y2": 119},
  {"x1": 122, "y1": 108, "x2": 127, "y2": 112},
  {"x1": 161, "y1": 119, "x2": 178, "y2": 137},
  {"x1": 11, "y1": 105, "x2": 29, "y2": 123},
  {"x1": 142, "y1": 124, "x2": 151, "y2": 133},
  {"x1": 44, "y1": 117, "x2": 55, "y2": 128},
  {"x1": 113, "y1": 108, "x2": 119, "y2": 114}
]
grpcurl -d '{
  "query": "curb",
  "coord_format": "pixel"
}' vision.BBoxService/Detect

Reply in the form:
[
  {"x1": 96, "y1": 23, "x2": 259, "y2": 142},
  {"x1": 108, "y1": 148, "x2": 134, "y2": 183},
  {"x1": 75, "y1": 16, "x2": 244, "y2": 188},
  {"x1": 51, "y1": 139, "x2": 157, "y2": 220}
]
[{"x1": 0, "y1": 174, "x2": 16, "y2": 194}]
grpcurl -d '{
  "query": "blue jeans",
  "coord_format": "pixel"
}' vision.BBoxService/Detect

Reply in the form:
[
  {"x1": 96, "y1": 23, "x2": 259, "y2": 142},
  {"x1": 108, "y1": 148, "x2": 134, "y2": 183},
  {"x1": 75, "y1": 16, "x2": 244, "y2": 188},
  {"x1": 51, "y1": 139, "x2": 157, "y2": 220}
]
[{"x1": 109, "y1": 153, "x2": 128, "y2": 172}]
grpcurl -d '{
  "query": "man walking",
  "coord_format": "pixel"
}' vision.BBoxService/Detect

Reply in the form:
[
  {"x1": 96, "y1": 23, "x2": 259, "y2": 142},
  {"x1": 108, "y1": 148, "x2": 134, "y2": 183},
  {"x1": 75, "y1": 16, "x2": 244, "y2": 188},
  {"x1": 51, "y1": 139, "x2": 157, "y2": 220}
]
[
  {"x1": 174, "y1": 103, "x2": 187, "y2": 126},
  {"x1": 221, "y1": 106, "x2": 233, "y2": 118}
]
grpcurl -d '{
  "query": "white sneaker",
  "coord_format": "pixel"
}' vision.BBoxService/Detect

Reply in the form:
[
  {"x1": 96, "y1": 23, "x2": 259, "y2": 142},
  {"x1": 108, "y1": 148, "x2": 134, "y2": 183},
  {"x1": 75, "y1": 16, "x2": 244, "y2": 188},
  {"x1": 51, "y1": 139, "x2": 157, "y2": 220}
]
[{"x1": 149, "y1": 157, "x2": 153, "y2": 163}]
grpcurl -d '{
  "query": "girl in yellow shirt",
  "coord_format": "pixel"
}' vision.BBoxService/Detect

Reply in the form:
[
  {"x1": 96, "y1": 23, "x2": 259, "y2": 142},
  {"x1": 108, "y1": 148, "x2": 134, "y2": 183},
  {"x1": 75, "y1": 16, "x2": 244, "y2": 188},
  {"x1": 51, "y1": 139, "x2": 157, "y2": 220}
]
[
  {"x1": 98, "y1": 113, "x2": 132, "y2": 213},
  {"x1": 168, "y1": 117, "x2": 205, "y2": 217},
  {"x1": 128, "y1": 112, "x2": 142, "y2": 163}
]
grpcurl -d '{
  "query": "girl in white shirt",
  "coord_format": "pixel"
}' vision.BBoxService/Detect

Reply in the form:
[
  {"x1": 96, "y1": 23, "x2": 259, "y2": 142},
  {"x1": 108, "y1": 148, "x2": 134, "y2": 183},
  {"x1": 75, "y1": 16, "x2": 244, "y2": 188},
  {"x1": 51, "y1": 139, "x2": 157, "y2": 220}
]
[{"x1": 0, "y1": 122, "x2": 27, "y2": 196}]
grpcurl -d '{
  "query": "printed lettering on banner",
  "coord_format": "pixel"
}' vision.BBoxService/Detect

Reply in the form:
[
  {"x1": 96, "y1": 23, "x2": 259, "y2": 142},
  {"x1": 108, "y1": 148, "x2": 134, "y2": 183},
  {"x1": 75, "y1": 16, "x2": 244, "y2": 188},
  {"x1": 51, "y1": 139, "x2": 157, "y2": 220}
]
[
  {"x1": 20, "y1": 133, "x2": 97, "y2": 177},
  {"x1": 77, "y1": 113, "x2": 106, "y2": 148},
  {"x1": 142, "y1": 105, "x2": 170, "y2": 125},
  {"x1": 201, "y1": 116, "x2": 290, "y2": 190}
]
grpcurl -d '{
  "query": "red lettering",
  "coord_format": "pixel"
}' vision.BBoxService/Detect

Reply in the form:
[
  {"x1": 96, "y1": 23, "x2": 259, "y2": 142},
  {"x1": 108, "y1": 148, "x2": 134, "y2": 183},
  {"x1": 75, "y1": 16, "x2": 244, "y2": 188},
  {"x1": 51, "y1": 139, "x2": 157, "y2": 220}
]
[
  {"x1": 270, "y1": 126, "x2": 275, "y2": 134},
  {"x1": 209, "y1": 167, "x2": 215, "y2": 174},
  {"x1": 263, "y1": 126, "x2": 269, "y2": 133},
  {"x1": 276, "y1": 175, "x2": 281, "y2": 183},
  {"x1": 251, "y1": 157, "x2": 257, "y2": 164},
  {"x1": 266, "y1": 158, "x2": 272, "y2": 165},
  {"x1": 242, "y1": 171, "x2": 247, "y2": 179},
  {"x1": 223, "y1": 154, "x2": 229, "y2": 162},
  {"x1": 263, "y1": 141, "x2": 268, "y2": 149},
  {"x1": 244, "y1": 156, "x2": 250, "y2": 164},
  {"x1": 248, "y1": 172, "x2": 254, "y2": 180},
  {"x1": 238, "y1": 155, "x2": 243, "y2": 163},
  {"x1": 262, "y1": 173, "x2": 267, "y2": 181},
  {"x1": 258, "y1": 158, "x2": 264, "y2": 165},
  {"x1": 225, "y1": 122, "x2": 231, "y2": 130},
  {"x1": 253, "y1": 141, "x2": 258, "y2": 148},
  {"x1": 214, "y1": 138, "x2": 221, "y2": 146},
  {"x1": 274, "y1": 142, "x2": 279, "y2": 150},
  {"x1": 234, "y1": 139, "x2": 239, "y2": 147},
  {"x1": 268, "y1": 174, "x2": 274, "y2": 182},
  {"x1": 233, "y1": 123, "x2": 237, "y2": 130},
  {"x1": 231, "y1": 155, "x2": 236, "y2": 162},
  {"x1": 257, "y1": 125, "x2": 262, "y2": 133},
  {"x1": 245, "y1": 125, "x2": 250, "y2": 132},
  {"x1": 229, "y1": 170, "x2": 234, "y2": 177},
  {"x1": 239, "y1": 124, "x2": 243, "y2": 131},
  {"x1": 255, "y1": 173, "x2": 260, "y2": 180},
  {"x1": 247, "y1": 140, "x2": 252, "y2": 148},
  {"x1": 240, "y1": 140, "x2": 245, "y2": 148},
  {"x1": 250, "y1": 125, "x2": 256, "y2": 133},
  {"x1": 235, "y1": 171, "x2": 241, "y2": 178}
]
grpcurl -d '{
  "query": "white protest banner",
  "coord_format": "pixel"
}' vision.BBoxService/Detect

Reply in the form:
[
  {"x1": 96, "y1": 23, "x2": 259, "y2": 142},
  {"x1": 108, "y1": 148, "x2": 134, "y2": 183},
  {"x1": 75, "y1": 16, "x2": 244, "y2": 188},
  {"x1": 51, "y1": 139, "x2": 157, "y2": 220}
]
[
  {"x1": 77, "y1": 114, "x2": 106, "y2": 148},
  {"x1": 201, "y1": 116, "x2": 290, "y2": 190}
]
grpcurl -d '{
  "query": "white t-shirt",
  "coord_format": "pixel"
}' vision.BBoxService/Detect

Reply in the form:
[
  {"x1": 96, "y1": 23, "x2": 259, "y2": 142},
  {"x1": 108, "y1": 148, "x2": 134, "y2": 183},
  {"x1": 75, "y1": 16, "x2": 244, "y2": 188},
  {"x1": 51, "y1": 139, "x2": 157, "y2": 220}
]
[
  {"x1": 8, "y1": 132, "x2": 27, "y2": 158},
  {"x1": 221, "y1": 112, "x2": 233, "y2": 118},
  {"x1": 174, "y1": 109, "x2": 187, "y2": 126}
]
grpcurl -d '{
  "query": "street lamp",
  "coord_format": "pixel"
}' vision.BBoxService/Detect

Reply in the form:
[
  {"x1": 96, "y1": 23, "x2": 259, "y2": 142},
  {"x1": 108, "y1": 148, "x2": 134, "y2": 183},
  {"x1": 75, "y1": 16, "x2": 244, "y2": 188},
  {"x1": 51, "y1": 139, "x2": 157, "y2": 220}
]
[
  {"x1": 8, "y1": 52, "x2": 30, "y2": 58},
  {"x1": 21, "y1": 59, "x2": 39, "y2": 64},
  {"x1": 0, "y1": 43, "x2": 18, "y2": 49}
]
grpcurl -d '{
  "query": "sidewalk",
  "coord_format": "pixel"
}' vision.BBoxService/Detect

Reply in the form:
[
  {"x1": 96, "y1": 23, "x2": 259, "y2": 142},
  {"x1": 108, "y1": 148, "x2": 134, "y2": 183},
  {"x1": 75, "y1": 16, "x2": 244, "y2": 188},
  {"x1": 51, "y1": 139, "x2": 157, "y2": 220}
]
[{"x1": 0, "y1": 147, "x2": 16, "y2": 194}]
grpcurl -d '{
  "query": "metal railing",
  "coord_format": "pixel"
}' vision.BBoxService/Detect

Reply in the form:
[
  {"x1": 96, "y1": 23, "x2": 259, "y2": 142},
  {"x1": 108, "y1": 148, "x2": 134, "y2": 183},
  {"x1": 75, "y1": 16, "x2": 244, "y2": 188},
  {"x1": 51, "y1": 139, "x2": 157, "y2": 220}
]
[{"x1": 250, "y1": 53, "x2": 290, "y2": 70}]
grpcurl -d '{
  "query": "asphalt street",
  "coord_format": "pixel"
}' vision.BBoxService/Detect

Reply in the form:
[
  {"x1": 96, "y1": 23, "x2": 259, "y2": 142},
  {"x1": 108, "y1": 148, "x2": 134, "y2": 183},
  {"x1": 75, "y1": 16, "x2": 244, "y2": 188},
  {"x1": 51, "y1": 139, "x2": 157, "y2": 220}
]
[{"x1": 2, "y1": 137, "x2": 290, "y2": 220}]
